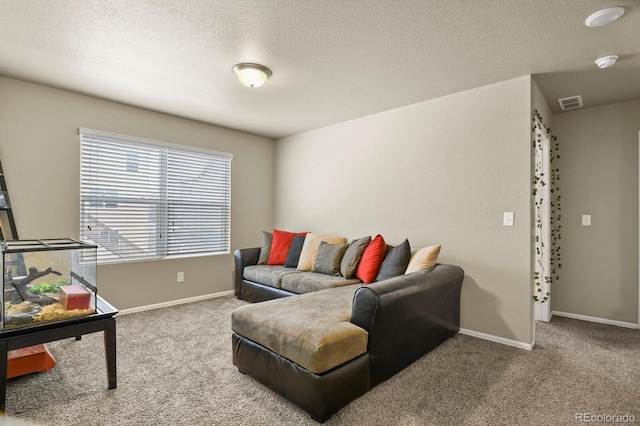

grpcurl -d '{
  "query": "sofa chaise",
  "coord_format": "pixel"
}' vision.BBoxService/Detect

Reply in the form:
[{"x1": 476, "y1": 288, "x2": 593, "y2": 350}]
[{"x1": 231, "y1": 244, "x2": 464, "y2": 422}]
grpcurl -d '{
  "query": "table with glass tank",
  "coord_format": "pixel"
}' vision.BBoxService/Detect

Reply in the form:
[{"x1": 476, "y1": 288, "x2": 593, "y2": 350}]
[{"x1": 0, "y1": 239, "x2": 118, "y2": 411}]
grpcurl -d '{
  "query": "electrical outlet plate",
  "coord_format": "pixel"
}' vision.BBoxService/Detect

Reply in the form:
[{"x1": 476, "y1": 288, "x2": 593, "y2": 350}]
[
  {"x1": 177, "y1": 272, "x2": 184, "y2": 282},
  {"x1": 503, "y1": 212, "x2": 514, "y2": 226}
]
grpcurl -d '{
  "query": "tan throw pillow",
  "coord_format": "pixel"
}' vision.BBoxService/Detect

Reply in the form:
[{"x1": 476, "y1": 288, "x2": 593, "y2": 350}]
[
  {"x1": 297, "y1": 233, "x2": 347, "y2": 271},
  {"x1": 404, "y1": 245, "x2": 441, "y2": 274}
]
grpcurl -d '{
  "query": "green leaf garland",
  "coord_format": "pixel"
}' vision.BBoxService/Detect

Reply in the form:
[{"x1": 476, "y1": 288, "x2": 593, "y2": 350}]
[{"x1": 532, "y1": 110, "x2": 561, "y2": 303}]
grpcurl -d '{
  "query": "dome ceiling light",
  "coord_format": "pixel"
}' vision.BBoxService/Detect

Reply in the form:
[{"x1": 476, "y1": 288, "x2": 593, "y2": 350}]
[
  {"x1": 585, "y1": 7, "x2": 625, "y2": 27},
  {"x1": 232, "y1": 63, "x2": 272, "y2": 88}
]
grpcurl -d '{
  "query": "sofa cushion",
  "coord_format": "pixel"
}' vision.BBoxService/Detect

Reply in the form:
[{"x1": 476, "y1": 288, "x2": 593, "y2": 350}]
[
  {"x1": 376, "y1": 239, "x2": 411, "y2": 281},
  {"x1": 258, "y1": 231, "x2": 272, "y2": 265},
  {"x1": 405, "y1": 245, "x2": 441, "y2": 274},
  {"x1": 281, "y1": 272, "x2": 361, "y2": 294},
  {"x1": 268, "y1": 230, "x2": 306, "y2": 265},
  {"x1": 231, "y1": 284, "x2": 367, "y2": 374},
  {"x1": 313, "y1": 241, "x2": 348, "y2": 276},
  {"x1": 284, "y1": 235, "x2": 306, "y2": 268},
  {"x1": 356, "y1": 234, "x2": 386, "y2": 284},
  {"x1": 340, "y1": 236, "x2": 371, "y2": 278},
  {"x1": 297, "y1": 233, "x2": 347, "y2": 271},
  {"x1": 243, "y1": 265, "x2": 302, "y2": 289}
]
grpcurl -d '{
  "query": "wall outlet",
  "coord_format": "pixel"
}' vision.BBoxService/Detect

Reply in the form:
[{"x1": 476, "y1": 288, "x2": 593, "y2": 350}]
[
  {"x1": 503, "y1": 212, "x2": 514, "y2": 226},
  {"x1": 177, "y1": 272, "x2": 184, "y2": 283},
  {"x1": 582, "y1": 215, "x2": 591, "y2": 226}
]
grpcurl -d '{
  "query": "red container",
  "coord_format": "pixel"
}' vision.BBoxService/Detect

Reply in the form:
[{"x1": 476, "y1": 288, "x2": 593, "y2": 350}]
[
  {"x1": 7, "y1": 344, "x2": 56, "y2": 378},
  {"x1": 58, "y1": 285, "x2": 91, "y2": 310}
]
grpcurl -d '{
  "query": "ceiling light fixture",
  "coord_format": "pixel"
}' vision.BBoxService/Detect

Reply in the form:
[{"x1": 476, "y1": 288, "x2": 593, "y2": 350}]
[
  {"x1": 585, "y1": 7, "x2": 625, "y2": 27},
  {"x1": 595, "y1": 55, "x2": 619, "y2": 69},
  {"x1": 232, "y1": 63, "x2": 272, "y2": 88}
]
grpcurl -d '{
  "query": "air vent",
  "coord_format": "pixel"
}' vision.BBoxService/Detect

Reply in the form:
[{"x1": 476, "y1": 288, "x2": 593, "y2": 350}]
[{"x1": 558, "y1": 95, "x2": 583, "y2": 111}]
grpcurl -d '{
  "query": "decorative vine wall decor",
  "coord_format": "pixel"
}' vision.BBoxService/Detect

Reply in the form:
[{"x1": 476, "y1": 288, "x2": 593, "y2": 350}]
[{"x1": 532, "y1": 110, "x2": 561, "y2": 303}]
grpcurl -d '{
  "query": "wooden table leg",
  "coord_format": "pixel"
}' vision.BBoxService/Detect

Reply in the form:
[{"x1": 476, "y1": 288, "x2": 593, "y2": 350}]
[
  {"x1": 104, "y1": 318, "x2": 117, "y2": 389},
  {"x1": 0, "y1": 340, "x2": 8, "y2": 412}
]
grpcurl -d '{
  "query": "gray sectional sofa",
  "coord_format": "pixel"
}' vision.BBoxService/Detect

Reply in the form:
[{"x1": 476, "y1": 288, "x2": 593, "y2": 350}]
[{"x1": 231, "y1": 246, "x2": 464, "y2": 422}]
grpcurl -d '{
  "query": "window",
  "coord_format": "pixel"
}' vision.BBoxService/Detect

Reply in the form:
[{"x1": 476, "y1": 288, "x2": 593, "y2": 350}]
[{"x1": 79, "y1": 128, "x2": 232, "y2": 263}]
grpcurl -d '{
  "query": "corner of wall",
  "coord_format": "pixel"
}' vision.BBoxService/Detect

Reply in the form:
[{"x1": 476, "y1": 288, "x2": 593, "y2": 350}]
[{"x1": 531, "y1": 76, "x2": 553, "y2": 127}]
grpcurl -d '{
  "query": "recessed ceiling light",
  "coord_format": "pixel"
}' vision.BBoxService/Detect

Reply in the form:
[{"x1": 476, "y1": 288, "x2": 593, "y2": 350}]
[{"x1": 585, "y1": 7, "x2": 625, "y2": 27}]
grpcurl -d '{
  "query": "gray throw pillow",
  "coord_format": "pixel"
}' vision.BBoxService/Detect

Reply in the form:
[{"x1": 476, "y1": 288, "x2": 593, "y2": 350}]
[
  {"x1": 313, "y1": 241, "x2": 349, "y2": 276},
  {"x1": 284, "y1": 235, "x2": 306, "y2": 268},
  {"x1": 257, "y1": 231, "x2": 272, "y2": 265},
  {"x1": 340, "y1": 236, "x2": 371, "y2": 278},
  {"x1": 375, "y1": 239, "x2": 411, "y2": 281}
]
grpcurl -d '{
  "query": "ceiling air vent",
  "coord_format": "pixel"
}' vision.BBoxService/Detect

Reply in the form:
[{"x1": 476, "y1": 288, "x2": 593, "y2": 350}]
[{"x1": 558, "y1": 95, "x2": 583, "y2": 111}]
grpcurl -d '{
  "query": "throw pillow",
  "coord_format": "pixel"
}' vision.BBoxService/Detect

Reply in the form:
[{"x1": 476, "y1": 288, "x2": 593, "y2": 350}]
[
  {"x1": 375, "y1": 239, "x2": 411, "y2": 281},
  {"x1": 297, "y1": 233, "x2": 348, "y2": 271},
  {"x1": 340, "y1": 236, "x2": 371, "y2": 278},
  {"x1": 356, "y1": 234, "x2": 386, "y2": 284},
  {"x1": 313, "y1": 241, "x2": 349, "y2": 276},
  {"x1": 284, "y1": 235, "x2": 306, "y2": 268},
  {"x1": 258, "y1": 230, "x2": 272, "y2": 265},
  {"x1": 405, "y1": 245, "x2": 441, "y2": 274},
  {"x1": 267, "y1": 229, "x2": 305, "y2": 265}
]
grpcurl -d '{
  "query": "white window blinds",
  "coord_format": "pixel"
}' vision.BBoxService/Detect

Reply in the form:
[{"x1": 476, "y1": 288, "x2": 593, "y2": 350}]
[{"x1": 79, "y1": 128, "x2": 232, "y2": 263}]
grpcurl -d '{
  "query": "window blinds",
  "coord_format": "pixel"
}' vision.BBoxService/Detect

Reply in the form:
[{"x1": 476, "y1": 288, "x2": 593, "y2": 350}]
[{"x1": 79, "y1": 128, "x2": 232, "y2": 263}]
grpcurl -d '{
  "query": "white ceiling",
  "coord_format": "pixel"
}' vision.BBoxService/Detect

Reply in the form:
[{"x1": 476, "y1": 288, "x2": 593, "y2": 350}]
[{"x1": 0, "y1": 0, "x2": 638, "y2": 139}]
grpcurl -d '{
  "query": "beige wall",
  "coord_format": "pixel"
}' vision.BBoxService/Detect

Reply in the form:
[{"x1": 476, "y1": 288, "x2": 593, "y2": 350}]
[
  {"x1": 553, "y1": 100, "x2": 640, "y2": 324},
  {"x1": 275, "y1": 76, "x2": 534, "y2": 344},
  {"x1": 0, "y1": 77, "x2": 275, "y2": 310}
]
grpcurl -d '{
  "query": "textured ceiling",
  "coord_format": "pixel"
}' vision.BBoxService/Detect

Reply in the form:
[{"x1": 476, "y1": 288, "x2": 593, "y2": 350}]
[{"x1": 0, "y1": 0, "x2": 638, "y2": 139}]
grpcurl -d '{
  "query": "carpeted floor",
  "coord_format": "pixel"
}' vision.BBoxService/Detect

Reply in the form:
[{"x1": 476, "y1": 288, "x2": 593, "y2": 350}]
[{"x1": 2, "y1": 295, "x2": 639, "y2": 425}]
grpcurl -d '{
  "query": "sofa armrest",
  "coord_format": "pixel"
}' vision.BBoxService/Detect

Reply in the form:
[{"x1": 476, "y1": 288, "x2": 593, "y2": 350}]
[
  {"x1": 351, "y1": 263, "x2": 464, "y2": 387},
  {"x1": 234, "y1": 248, "x2": 261, "y2": 298}
]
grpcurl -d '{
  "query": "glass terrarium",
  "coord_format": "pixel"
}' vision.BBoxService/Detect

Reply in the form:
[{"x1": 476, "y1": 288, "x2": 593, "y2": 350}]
[{"x1": 1, "y1": 238, "x2": 98, "y2": 331}]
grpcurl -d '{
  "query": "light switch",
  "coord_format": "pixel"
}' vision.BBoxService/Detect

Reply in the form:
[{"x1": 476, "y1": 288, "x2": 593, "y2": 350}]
[
  {"x1": 582, "y1": 215, "x2": 591, "y2": 226},
  {"x1": 503, "y1": 212, "x2": 514, "y2": 226}
]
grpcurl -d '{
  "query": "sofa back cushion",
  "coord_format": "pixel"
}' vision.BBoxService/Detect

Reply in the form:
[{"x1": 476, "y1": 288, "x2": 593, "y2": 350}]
[
  {"x1": 313, "y1": 241, "x2": 349, "y2": 276},
  {"x1": 405, "y1": 245, "x2": 441, "y2": 274},
  {"x1": 356, "y1": 234, "x2": 386, "y2": 284},
  {"x1": 340, "y1": 236, "x2": 371, "y2": 278},
  {"x1": 284, "y1": 235, "x2": 306, "y2": 268},
  {"x1": 375, "y1": 239, "x2": 411, "y2": 281},
  {"x1": 257, "y1": 231, "x2": 273, "y2": 265},
  {"x1": 267, "y1": 229, "x2": 306, "y2": 265},
  {"x1": 297, "y1": 233, "x2": 347, "y2": 271}
]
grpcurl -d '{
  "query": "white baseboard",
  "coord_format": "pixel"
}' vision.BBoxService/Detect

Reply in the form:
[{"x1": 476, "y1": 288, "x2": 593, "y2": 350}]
[
  {"x1": 459, "y1": 328, "x2": 534, "y2": 351},
  {"x1": 552, "y1": 310, "x2": 640, "y2": 329},
  {"x1": 117, "y1": 290, "x2": 235, "y2": 316}
]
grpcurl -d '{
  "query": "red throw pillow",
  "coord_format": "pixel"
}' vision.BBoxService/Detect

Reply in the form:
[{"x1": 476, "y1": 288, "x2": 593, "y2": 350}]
[
  {"x1": 356, "y1": 234, "x2": 386, "y2": 284},
  {"x1": 267, "y1": 229, "x2": 306, "y2": 265}
]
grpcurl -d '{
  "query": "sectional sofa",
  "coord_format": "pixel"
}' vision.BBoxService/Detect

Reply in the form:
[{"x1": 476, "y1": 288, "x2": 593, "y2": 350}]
[{"x1": 231, "y1": 232, "x2": 464, "y2": 422}]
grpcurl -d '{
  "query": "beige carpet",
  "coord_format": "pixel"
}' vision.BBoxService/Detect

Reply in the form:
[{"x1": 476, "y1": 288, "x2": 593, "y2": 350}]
[{"x1": 2, "y1": 295, "x2": 639, "y2": 425}]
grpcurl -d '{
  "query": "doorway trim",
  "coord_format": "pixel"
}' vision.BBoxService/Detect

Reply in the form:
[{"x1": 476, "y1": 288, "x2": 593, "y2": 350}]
[{"x1": 534, "y1": 128, "x2": 552, "y2": 322}]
